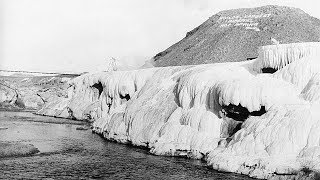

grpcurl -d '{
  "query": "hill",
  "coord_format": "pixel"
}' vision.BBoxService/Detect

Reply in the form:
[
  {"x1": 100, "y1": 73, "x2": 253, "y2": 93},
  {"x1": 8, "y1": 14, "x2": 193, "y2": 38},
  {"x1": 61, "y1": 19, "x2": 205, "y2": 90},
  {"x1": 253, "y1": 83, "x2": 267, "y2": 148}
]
[{"x1": 153, "y1": 5, "x2": 320, "y2": 66}]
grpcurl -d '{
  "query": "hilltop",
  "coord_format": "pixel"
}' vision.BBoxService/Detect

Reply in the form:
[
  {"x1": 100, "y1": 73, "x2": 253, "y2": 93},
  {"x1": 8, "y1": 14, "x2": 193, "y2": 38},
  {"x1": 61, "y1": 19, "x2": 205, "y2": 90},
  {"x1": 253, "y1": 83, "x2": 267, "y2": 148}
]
[{"x1": 153, "y1": 5, "x2": 320, "y2": 66}]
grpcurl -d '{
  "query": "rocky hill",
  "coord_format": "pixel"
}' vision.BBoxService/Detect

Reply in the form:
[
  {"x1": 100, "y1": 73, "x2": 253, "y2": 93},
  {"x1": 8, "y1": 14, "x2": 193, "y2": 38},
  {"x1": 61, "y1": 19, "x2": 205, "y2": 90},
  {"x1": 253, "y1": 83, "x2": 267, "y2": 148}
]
[{"x1": 153, "y1": 5, "x2": 320, "y2": 66}]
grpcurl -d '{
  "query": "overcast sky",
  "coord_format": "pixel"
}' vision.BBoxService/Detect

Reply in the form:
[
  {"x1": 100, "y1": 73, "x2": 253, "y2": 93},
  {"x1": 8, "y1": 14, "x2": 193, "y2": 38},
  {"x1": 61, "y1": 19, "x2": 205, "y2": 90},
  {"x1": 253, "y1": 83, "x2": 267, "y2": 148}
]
[{"x1": 1, "y1": 0, "x2": 320, "y2": 73}]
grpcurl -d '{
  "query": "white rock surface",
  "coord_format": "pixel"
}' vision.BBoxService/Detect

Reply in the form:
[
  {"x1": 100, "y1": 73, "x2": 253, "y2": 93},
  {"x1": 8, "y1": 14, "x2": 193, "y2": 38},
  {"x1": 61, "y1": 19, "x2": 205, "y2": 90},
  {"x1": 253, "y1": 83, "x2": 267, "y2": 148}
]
[{"x1": 37, "y1": 42, "x2": 320, "y2": 179}]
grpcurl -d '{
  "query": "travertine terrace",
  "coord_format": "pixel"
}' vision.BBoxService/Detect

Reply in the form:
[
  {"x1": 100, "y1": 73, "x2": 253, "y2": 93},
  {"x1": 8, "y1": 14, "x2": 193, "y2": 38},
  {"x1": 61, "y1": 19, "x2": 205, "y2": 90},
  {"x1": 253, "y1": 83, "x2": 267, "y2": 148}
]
[{"x1": 37, "y1": 42, "x2": 320, "y2": 179}]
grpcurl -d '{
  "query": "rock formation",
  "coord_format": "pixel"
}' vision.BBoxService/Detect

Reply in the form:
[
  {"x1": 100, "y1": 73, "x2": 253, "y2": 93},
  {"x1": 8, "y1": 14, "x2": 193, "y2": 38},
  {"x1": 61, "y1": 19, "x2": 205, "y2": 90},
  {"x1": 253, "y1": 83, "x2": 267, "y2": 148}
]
[
  {"x1": 152, "y1": 5, "x2": 320, "y2": 67},
  {"x1": 0, "y1": 75, "x2": 74, "y2": 110},
  {"x1": 37, "y1": 42, "x2": 320, "y2": 179},
  {"x1": 0, "y1": 81, "x2": 25, "y2": 110}
]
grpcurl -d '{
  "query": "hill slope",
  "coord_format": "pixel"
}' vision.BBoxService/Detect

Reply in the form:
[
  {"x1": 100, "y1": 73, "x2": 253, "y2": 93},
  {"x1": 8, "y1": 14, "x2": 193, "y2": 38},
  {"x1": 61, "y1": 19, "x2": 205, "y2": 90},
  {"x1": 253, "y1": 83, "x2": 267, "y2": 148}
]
[{"x1": 153, "y1": 5, "x2": 320, "y2": 66}]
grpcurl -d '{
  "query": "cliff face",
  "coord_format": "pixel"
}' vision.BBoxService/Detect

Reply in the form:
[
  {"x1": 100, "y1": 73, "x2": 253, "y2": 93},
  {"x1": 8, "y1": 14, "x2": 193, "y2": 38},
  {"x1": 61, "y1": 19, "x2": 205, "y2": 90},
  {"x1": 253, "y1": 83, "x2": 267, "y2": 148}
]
[
  {"x1": 37, "y1": 42, "x2": 320, "y2": 179},
  {"x1": 153, "y1": 5, "x2": 320, "y2": 67}
]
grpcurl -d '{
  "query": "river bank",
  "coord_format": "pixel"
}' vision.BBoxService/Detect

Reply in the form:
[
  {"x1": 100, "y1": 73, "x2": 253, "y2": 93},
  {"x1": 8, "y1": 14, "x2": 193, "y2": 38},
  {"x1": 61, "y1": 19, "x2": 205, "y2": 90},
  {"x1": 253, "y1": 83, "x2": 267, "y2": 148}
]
[{"x1": 0, "y1": 111, "x2": 252, "y2": 179}]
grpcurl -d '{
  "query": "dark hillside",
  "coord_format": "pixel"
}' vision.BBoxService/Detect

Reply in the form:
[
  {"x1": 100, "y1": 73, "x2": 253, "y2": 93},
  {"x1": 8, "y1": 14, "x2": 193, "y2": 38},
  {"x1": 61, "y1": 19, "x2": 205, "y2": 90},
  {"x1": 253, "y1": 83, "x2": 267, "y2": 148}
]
[{"x1": 153, "y1": 5, "x2": 320, "y2": 66}]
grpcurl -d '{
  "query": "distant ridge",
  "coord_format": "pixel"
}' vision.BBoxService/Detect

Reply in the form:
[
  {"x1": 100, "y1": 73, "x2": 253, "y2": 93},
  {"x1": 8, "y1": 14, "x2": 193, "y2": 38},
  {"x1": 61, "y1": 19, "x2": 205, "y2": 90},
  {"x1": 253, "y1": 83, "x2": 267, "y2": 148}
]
[
  {"x1": 0, "y1": 70, "x2": 80, "y2": 77},
  {"x1": 153, "y1": 5, "x2": 320, "y2": 67}
]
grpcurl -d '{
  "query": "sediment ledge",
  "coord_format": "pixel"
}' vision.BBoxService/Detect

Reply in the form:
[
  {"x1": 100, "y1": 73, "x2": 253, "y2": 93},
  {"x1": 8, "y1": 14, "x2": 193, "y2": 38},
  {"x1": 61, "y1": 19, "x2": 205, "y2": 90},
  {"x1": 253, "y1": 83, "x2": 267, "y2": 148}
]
[{"x1": 0, "y1": 142, "x2": 39, "y2": 158}]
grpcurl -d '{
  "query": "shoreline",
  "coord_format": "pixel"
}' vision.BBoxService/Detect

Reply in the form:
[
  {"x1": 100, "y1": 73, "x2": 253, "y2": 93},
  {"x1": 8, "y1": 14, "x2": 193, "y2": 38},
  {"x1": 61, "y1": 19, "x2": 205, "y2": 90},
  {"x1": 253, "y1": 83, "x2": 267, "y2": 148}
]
[
  {"x1": 2, "y1": 110, "x2": 318, "y2": 179},
  {"x1": 0, "y1": 110, "x2": 254, "y2": 180},
  {"x1": 0, "y1": 110, "x2": 88, "y2": 125},
  {"x1": 0, "y1": 110, "x2": 88, "y2": 158}
]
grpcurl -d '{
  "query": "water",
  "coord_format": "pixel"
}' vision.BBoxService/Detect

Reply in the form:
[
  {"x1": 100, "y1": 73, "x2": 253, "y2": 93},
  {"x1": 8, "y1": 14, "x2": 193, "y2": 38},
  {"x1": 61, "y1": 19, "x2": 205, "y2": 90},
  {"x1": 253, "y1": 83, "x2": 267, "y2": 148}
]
[{"x1": 0, "y1": 111, "x2": 253, "y2": 179}]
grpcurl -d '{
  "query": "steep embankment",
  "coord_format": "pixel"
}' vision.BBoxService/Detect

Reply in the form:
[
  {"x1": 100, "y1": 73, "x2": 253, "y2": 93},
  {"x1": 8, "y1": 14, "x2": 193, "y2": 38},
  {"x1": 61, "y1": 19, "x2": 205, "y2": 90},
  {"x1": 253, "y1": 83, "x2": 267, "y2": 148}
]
[
  {"x1": 152, "y1": 5, "x2": 320, "y2": 67},
  {"x1": 37, "y1": 42, "x2": 320, "y2": 179}
]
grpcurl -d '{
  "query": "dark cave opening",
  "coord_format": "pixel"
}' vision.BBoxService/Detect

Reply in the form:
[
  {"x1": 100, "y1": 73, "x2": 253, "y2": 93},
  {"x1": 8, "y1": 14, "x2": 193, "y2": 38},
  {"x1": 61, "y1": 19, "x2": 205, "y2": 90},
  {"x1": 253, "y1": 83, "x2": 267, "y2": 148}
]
[
  {"x1": 223, "y1": 104, "x2": 250, "y2": 121},
  {"x1": 247, "y1": 57, "x2": 257, "y2": 61},
  {"x1": 261, "y1": 67, "x2": 277, "y2": 74},
  {"x1": 222, "y1": 104, "x2": 266, "y2": 121},
  {"x1": 120, "y1": 94, "x2": 131, "y2": 101},
  {"x1": 250, "y1": 106, "x2": 266, "y2": 116},
  {"x1": 91, "y1": 82, "x2": 103, "y2": 97}
]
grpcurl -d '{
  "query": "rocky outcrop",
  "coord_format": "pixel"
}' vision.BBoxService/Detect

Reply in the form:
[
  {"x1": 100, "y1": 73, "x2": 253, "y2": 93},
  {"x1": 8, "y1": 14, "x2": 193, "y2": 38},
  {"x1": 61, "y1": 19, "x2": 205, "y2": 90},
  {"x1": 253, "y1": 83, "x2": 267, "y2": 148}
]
[
  {"x1": 0, "y1": 75, "x2": 74, "y2": 111},
  {"x1": 0, "y1": 81, "x2": 25, "y2": 110},
  {"x1": 37, "y1": 42, "x2": 320, "y2": 179},
  {"x1": 153, "y1": 5, "x2": 320, "y2": 67}
]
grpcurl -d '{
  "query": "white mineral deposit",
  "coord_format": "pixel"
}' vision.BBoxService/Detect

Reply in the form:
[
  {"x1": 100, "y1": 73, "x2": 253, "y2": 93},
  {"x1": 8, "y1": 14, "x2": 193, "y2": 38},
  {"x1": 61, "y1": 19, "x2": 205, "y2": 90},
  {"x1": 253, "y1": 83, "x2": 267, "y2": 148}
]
[
  {"x1": 36, "y1": 42, "x2": 320, "y2": 179},
  {"x1": 2, "y1": 3, "x2": 320, "y2": 180}
]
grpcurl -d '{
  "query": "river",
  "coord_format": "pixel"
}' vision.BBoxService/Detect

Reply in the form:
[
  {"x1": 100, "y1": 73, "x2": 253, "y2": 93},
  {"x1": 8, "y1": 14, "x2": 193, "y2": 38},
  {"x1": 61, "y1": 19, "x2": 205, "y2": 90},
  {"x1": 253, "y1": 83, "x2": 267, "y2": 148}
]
[{"x1": 0, "y1": 111, "x2": 253, "y2": 179}]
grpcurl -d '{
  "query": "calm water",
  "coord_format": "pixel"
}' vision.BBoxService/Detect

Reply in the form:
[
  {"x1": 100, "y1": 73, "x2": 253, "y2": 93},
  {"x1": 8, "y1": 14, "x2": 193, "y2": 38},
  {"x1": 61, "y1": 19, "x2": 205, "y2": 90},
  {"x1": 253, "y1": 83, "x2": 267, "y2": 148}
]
[{"x1": 0, "y1": 111, "x2": 253, "y2": 180}]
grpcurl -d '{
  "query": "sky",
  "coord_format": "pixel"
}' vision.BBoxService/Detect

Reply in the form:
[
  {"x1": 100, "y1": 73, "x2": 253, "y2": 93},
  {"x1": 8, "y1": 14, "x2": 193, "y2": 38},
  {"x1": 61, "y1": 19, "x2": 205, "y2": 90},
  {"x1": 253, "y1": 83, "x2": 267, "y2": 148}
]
[{"x1": 1, "y1": 0, "x2": 320, "y2": 73}]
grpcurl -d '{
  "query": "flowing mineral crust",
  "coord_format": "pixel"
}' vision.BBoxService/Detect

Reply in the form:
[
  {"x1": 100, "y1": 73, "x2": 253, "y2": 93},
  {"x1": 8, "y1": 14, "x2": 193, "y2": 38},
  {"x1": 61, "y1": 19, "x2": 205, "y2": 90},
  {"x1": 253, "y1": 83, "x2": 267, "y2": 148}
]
[{"x1": 37, "y1": 42, "x2": 320, "y2": 179}]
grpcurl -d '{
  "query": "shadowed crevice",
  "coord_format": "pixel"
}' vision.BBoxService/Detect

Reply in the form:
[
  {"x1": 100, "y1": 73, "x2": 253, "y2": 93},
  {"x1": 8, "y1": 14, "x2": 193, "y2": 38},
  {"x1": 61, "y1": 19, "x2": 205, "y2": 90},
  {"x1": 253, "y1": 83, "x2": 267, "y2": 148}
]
[
  {"x1": 262, "y1": 67, "x2": 277, "y2": 74},
  {"x1": 120, "y1": 94, "x2": 131, "y2": 101},
  {"x1": 222, "y1": 104, "x2": 266, "y2": 121},
  {"x1": 91, "y1": 82, "x2": 103, "y2": 97}
]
